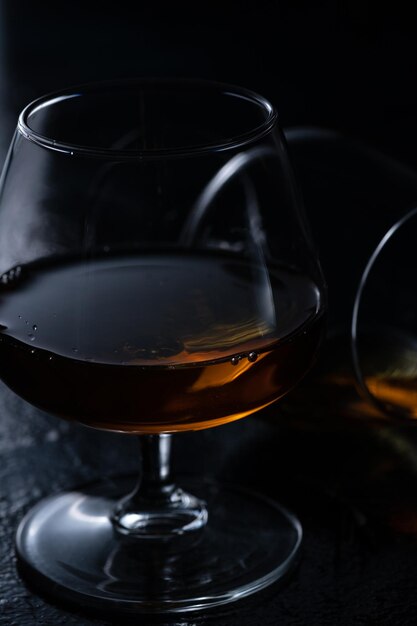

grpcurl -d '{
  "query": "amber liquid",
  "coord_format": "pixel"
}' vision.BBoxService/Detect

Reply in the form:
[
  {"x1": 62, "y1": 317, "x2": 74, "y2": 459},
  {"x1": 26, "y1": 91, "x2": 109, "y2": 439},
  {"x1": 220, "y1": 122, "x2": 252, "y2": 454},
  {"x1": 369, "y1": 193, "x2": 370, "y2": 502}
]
[
  {"x1": 0, "y1": 252, "x2": 324, "y2": 432},
  {"x1": 355, "y1": 329, "x2": 417, "y2": 419},
  {"x1": 365, "y1": 376, "x2": 417, "y2": 418}
]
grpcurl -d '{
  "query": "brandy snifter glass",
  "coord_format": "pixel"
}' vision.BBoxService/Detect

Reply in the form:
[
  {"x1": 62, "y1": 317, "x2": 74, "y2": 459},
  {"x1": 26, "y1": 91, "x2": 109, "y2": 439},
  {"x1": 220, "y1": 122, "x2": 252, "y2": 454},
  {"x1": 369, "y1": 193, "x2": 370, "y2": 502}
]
[{"x1": 0, "y1": 79, "x2": 326, "y2": 613}]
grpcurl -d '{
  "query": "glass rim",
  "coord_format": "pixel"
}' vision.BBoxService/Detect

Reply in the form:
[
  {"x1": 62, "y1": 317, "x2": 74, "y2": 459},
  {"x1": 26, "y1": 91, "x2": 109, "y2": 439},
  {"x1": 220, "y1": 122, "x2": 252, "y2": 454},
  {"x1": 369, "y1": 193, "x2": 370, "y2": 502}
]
[{"x1": 17, "y1": 78, "x2": 278, "y2": 160}]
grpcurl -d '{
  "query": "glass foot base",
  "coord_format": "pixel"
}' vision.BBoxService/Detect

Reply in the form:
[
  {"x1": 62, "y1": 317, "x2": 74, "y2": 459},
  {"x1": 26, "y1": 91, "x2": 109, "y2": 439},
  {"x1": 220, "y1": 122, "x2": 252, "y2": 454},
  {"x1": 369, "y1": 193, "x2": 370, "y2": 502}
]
[{"x1": 16, "y1": 477, "x2": 302, "y2": 614}]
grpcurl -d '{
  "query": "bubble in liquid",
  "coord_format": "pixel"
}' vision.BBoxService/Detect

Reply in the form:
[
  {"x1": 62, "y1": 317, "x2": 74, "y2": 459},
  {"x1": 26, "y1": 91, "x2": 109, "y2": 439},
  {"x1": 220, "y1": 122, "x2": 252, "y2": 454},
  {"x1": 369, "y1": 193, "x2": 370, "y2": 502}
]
[
  {"x1": 28, "y1": 333, "x2": 35, "y2": 341},
  {"x1": 248, "y1": 351, "x2": 258, "y2": 362},
  {"x1": 0, "y1": 265, "x2": 23, "y2": 287},
  {"x1": 231, "y1": 356, "x2": 241, "y2": 366},
  {"x1": 32, "y1": 324, "x2": 37, "y2": 331}
]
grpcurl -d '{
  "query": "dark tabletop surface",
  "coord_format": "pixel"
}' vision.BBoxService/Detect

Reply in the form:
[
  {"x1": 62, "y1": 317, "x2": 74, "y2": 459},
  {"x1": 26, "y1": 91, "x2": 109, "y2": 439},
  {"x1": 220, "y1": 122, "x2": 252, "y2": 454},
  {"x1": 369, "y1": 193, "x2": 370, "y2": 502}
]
[{"x1": 3, "y1": 4, "x2": 417, "y2": 625}]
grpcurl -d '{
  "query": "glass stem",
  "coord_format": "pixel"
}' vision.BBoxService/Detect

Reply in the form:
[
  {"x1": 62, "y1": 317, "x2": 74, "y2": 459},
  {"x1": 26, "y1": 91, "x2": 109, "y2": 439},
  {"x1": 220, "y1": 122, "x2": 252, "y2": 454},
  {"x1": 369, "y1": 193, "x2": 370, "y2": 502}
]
[
  {"x1": 112, "y1": 434, "x2": 208, "y2": 541},
  {"x1": 134, "y1": 434, "x2": 175, "y2": 503}
]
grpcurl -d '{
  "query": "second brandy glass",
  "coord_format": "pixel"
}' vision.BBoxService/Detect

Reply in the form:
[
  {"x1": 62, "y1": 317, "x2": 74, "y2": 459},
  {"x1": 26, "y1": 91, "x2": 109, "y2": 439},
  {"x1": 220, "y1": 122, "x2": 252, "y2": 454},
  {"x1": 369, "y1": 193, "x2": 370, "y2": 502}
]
[
  {"x1": 352, "y1": 206, "x2": 417, "y2": 419},
  {"x1": 0, "y1": 80, "x2": 326, "y2": 612}
]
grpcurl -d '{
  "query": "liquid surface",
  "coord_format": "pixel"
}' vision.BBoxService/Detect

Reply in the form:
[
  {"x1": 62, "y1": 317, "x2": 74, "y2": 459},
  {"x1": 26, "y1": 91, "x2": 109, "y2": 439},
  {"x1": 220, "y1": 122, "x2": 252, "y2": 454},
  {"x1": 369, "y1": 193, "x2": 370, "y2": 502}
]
[{"x1": 0, "y1": 252, "x2": 324, "y2": 432}]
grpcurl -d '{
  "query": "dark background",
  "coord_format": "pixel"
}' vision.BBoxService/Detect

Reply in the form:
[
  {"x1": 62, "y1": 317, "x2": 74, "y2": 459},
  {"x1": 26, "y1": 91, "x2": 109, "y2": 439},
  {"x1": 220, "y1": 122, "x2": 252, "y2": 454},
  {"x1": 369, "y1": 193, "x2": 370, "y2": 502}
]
[
  {"x1": 2, "y1": 2, "x2": 417, "y2": 156},
  {"x1": 3, "y1": 3, "x2": 417, "y2": 625}
]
